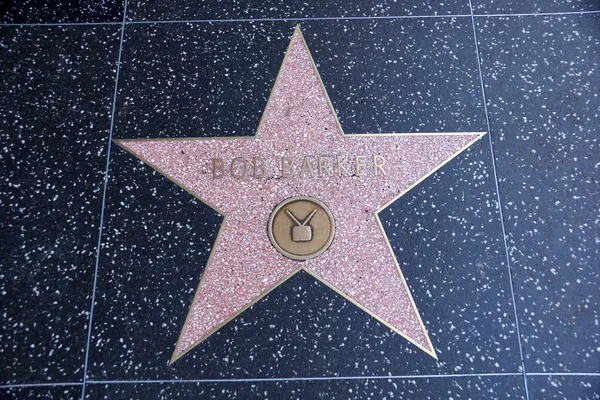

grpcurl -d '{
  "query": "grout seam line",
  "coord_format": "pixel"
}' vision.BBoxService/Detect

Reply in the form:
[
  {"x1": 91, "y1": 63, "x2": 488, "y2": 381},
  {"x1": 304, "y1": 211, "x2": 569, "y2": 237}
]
[
  {"x1": 79, "y1": 0, "x2": 129, "y2": 399},
  {"x1": 3, "y1": 372, "x2": 599, "y2": 389},
  {"x1": 467, "y1": 1, "x2": 530, "y2": 399},
  {"x1": 0, "y1": 9, "x2": 599, "y2": 27}
]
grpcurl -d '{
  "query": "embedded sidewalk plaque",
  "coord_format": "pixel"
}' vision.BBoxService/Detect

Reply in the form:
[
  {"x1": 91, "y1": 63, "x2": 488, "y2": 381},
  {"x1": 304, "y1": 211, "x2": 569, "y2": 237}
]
[{"x1": 115, "y1": 26, "x2": 485, "y2": 363}]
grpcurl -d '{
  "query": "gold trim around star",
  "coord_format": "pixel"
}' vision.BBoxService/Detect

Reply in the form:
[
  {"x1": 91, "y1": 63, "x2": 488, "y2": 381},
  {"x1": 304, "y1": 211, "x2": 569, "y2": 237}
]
[{"x1": 113, "y1": 25, "x2": 487, "y2": 364}]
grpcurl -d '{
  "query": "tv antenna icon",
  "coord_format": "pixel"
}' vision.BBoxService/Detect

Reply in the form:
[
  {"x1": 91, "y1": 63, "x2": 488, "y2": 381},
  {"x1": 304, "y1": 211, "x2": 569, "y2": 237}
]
[{"x1": 286, "y1": 209, "x2": 317, "y2": 242}]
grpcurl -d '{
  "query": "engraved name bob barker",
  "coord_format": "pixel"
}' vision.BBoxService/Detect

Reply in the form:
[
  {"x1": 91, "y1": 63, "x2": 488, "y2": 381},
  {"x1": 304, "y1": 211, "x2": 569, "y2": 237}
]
[{"x1": 211, "y1": 154, "x2": 387, "y2": 179}]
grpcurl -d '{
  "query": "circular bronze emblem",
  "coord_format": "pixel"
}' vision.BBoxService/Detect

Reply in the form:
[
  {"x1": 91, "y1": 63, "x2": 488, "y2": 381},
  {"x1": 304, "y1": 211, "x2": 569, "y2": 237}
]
[{"x1": 268, "y1": 196, "x2": 335, "y2": 261}]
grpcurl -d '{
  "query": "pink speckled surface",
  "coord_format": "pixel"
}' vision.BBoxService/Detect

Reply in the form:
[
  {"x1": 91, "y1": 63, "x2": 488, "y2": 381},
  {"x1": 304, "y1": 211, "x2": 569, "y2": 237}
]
[{"x1": 117, "y1": 28, "x2": 482, "y2": 360}]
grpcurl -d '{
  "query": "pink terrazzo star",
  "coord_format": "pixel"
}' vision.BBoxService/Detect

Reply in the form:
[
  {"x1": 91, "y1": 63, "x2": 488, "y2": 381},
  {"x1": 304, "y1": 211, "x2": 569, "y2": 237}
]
[{"x1": 116, "y1": 26, "x2": 484, "y2": 363}]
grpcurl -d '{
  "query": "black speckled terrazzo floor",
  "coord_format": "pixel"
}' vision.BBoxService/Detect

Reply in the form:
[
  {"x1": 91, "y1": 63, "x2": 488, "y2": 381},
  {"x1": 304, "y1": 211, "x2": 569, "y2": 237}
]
[{"x1": 0, "y1": 1, "x2": 598, "y2": 399}]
